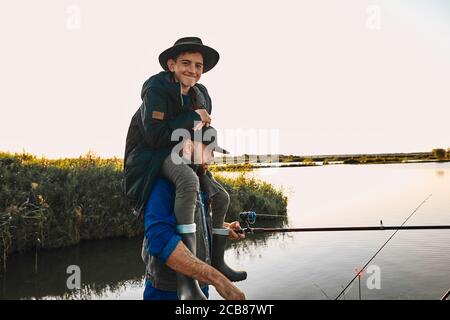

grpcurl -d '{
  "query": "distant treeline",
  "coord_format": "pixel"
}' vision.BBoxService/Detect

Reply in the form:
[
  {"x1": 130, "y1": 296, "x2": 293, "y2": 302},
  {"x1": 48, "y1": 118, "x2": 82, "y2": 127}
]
[
  {"x1": 212, "y1": 148, "x2": 450, "y2": 166},
  {"x1": 0, "y1": 151, "x2": 287, "y2": 272}
]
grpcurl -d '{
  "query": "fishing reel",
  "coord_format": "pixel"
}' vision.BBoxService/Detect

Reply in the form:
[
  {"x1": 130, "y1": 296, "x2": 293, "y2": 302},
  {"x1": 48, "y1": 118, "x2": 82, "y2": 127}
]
[
  {"x1": 239, "y1": 211, "x2": 257, "y2": 229},
  {"x1": 235, "y1": 211, "x2": 256, "y2": 234},
  {"x1": 237, "y1": 211, "x2": 285, "y2": 234}
]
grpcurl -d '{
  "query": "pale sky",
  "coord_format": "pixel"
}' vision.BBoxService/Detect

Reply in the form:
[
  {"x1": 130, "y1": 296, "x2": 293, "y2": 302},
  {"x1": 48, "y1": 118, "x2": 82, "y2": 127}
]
[{"x1": 1, "y1": 0, "x2": 449, "y2": 159}]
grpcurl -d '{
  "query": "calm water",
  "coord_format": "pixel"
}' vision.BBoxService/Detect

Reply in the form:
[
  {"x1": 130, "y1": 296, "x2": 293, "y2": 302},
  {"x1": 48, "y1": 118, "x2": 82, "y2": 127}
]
[{"x1": 1, "y1": 162, "x2": 449, "y2": 300}]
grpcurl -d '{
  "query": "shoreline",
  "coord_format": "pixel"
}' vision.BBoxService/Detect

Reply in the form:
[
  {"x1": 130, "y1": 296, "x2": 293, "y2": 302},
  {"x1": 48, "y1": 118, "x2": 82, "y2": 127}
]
[{"x1": 210, "y1": 158, "x2": 450, "y2": 171}]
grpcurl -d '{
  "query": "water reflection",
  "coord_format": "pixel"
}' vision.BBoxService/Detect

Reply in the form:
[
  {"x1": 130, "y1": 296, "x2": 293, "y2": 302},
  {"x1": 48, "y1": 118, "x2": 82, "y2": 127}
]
[
  {"x1": 0, "y1": 218, "x2": 287, "y2": 299},
  {"x1": 0, "y1": 237, "x2": 144, "y2": 299},
  {"x1": 228, "y1": 217, "x2": 293, "y2": 259},
  {"x1": 2, "y1": 162, "x2": 450, "y2": 299},
  {"x1": 230, "y1": 232, "x2": 296, "y2": 262}
]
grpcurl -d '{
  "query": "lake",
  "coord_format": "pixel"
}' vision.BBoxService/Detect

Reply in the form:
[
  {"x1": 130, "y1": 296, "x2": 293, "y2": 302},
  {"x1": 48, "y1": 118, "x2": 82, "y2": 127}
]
[{"x1": 1, "y1": 162, "x2": 449, "y2": 300}]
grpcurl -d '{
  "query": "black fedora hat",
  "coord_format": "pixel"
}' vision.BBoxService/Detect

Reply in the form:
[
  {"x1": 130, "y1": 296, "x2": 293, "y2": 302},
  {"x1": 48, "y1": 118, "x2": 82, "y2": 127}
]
[{"x1": 159, "y1": 37, "x2": 220, "y2": 73}]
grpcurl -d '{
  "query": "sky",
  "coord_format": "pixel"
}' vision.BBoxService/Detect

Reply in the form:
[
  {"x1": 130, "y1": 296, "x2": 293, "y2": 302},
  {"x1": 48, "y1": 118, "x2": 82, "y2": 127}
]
[{"x1": 1, "y1": 0, "x2": 450, "y2": 159}]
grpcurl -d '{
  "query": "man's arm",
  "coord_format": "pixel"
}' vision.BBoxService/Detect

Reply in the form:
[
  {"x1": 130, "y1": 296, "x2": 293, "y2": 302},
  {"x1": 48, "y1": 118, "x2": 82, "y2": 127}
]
[{"x1": 166, "y1": 241, "x2": 245, "y2": 300}]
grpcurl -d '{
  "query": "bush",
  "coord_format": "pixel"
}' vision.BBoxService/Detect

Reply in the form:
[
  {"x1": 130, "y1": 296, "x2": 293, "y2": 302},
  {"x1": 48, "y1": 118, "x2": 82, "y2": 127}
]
[
  {"x1": 432, "y1": 148, "x2": 446, "y2": 160},
  {"x1": 0, "y1": 151, "x2": 287, "y2": 272},
  {"x1": 343, "y1": 158, "x2": 359, "y2": 164},
  {"x1": 215, "y1": 173, "x2": 287, "y2": 222}
]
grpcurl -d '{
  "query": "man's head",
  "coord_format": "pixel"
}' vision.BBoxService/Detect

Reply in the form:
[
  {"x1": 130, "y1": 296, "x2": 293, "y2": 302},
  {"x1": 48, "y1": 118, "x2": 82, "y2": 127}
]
[
  {"x1": 181, "y1": 137, "x2": 214, "y2": 167},
  {"x1": 167, "y1": 51, "x2": 204, "y2": 91},
  {"x1": 179, "y1": 126, "x2": 229, "y2": 167}
]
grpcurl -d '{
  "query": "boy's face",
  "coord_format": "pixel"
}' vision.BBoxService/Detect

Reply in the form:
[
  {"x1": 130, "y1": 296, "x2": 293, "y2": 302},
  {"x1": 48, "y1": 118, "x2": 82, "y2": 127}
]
[{"x1": 167, "y1": 52, "x2": 204, "y2": 91}]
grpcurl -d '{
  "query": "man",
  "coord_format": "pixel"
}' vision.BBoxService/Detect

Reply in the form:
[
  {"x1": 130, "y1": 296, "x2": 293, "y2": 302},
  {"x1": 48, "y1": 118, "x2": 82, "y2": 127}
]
[
  {"x1": 141, "y1": 126, "x2": 246, "y2": 300},
  {"x1": 124, "y1": 37, "x2": 246, "y2": 299}
]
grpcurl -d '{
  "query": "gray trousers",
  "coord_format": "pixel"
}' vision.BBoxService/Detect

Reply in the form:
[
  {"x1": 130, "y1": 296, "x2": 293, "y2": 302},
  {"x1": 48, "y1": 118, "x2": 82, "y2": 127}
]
[{"x1": 160, "y1": 153, "x2": 230, "y2": 228}]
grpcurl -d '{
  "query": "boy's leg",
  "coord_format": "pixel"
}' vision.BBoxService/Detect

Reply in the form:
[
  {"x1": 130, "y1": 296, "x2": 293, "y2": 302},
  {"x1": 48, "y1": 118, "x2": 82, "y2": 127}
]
[
  {"x1": 160, "y1": 153, "x2": 199, "y2": 225},
  {"x1": 198, "y1": 172, "x2": 230, "y2": 228},
  {"x1": 199, "y1": 172, "x2": 247, "y2": 282},
  {"x1": 160, "y1": 153, "x2": 206, "y2": 300}
]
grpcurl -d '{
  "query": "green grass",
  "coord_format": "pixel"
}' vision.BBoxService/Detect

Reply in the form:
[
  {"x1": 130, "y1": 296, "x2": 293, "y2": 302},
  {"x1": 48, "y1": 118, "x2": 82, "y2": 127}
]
[{"x1": 0, "y1": 151, "x2": 287, "y2": 272}]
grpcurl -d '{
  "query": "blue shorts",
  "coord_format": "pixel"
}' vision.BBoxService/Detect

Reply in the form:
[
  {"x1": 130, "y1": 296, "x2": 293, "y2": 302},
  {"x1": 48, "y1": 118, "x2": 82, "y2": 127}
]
[{"x1": 143, "y1": 279, "x2": 209, "y2": 300}]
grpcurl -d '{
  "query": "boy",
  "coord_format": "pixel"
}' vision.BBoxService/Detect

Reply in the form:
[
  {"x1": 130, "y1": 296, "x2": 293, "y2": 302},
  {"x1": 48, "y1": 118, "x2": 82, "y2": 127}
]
[{"x1": 124, "y1": 37, "x2": 246, "y2": 298}]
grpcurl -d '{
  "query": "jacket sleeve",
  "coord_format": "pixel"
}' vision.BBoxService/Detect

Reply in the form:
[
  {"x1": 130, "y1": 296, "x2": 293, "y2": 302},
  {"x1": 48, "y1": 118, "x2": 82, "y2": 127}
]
[
  {"x1": 139, "y1": 88, "x2": 202, "y2": 149},
  {"x1": 195, "y1": 83, "x2": 212, "y2": 114}
]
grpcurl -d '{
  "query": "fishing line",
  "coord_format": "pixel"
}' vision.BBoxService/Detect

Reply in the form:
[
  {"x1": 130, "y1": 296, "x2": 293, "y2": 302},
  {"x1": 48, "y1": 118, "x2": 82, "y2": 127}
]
[{"x1": 334, "y1": 193, "x2": 433, "y2": 300}]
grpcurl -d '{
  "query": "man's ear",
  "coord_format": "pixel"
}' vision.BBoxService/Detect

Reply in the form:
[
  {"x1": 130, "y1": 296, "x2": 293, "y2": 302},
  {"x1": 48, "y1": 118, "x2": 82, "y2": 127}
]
[
  {"x1": 167, "y1": 58, "x2": 175, "y2": 72},
  {"x1": 182, "y1": 139, "x2": 193, "y2": 156}
]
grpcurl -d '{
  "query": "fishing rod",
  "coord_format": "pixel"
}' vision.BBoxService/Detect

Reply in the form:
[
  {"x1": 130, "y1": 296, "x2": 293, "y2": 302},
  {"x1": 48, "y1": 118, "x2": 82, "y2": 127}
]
[
  {"x1": 239, "y1": 225, "x2": 450, "y2": 233},
  {"x1": 236, "y1": 210, "x2": 450, "y2": 234},
  {"x1": 334, "y1": 193, "x2": 433, "y2": 300},
  {"x1": 441, "y1": 289, "x2": 450, "y2": 300}
]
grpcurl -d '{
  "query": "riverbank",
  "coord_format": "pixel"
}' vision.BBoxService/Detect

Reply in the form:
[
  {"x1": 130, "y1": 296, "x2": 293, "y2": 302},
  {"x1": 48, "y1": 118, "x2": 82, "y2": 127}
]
[
  {"x1": 3, "y1": 160, "x2": 449, "y2": 300},
  {"x1": 210, "y1": 149, "x2": 450, "y2": 171},
  {"x1": 0, "y1": 151, "x2": 287, "y2": 272}
]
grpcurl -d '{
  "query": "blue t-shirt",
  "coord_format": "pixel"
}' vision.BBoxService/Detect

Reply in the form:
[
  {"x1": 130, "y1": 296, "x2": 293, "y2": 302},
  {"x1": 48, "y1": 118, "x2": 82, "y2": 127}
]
[
  {"x1": 144, "y1": 279, "x2": 209, "y2": 300},
  {"x1": 143, "y1": 177, "x2": 181, "y2": 264},
  {"x1": 143, "y1": 176, "x2": 211, "y2": 300}
]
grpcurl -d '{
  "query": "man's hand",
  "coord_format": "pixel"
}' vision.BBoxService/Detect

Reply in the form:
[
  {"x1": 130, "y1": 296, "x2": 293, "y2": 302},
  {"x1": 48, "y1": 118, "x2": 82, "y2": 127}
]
[
  {"x1": 224, "y1": 221, "x2": 246, "y2": 241},
  {"x1": 166, "y1": 242, "x2": 245, "y2": 300},
  {"x1": 215, "y1": 280, "x2": 246, "y2": 300}
]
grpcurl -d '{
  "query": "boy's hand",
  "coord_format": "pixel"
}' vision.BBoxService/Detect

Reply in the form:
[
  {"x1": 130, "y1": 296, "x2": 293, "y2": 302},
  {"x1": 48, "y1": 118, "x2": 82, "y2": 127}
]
[
  {"x1": 193, "y1": 121, "x2": 206, "y2": 131},
  {"x1": 195, "y1": 109, "x2": 211, "y2": 124}
]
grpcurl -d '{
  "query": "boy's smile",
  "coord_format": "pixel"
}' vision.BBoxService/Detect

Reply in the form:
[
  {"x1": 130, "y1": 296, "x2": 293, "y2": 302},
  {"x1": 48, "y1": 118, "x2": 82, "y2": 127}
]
[{"x1": 167, "y1": 52, "x2": 204, "y2": 94}]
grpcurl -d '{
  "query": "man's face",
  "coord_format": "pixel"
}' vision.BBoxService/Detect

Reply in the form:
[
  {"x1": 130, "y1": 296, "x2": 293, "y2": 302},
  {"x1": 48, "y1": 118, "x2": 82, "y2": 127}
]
[
  {"x1": 167, "y1": 52, "x2": 204, "y2": 89},
  {"x1": 192, "y1": 142, "x2": 215, "y2": 166}
]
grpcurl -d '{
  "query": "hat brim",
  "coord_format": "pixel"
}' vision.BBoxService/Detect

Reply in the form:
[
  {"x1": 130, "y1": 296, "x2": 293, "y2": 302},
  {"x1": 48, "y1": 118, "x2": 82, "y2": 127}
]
[
  {"x1": 159, "y1": 43, "x2": 219, "y2": 73},
  {"x1": 213, "y1": 145, "x2": 230, "y2": 154}
]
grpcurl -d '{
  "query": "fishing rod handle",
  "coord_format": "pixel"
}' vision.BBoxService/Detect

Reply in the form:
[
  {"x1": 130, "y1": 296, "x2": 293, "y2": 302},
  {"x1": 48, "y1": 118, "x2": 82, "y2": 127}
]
[{"x1": 236, "y1": 227, "x2": 252, "y2": 234}]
